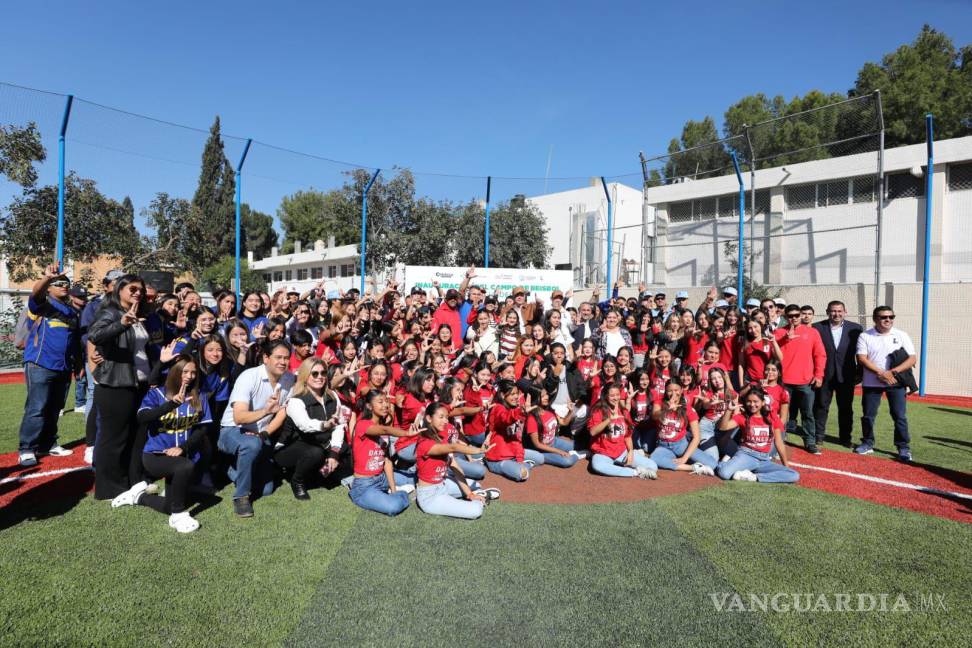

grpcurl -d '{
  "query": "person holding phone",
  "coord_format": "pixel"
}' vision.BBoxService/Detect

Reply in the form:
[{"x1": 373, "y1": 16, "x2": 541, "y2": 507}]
[{"x1": 111, "y1": 355, "x2": 210, "y2": 533}]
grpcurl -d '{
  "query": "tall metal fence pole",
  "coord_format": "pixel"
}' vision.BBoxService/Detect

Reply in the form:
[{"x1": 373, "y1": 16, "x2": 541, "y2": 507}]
[
  {"x1": 744, "y1": 127, "x2": 756, "y2": 282},
  {"x1": 359, "y1": 169, "x2": 381, "y2": 294},
  {"x1": 919, "y1": 114, "x2": 934, "y2": 397},
  {"x1": 731, "y1": 152, "x2": 745, "y2": 306},
  {"x1": 873, "y1": 90, "x2": 885, "y2": 307},
  {"x1": 484, "y1": 176, "x2": 492, "y2": 268},
  {"x1": 234, "y1": 138, "x2": 252, "y2": 301},
  {"x1": 600, "y1": 177, "x2": 613, "y2": 294},
  {"x1": 55, "y1": 94, "x2": 74, "y2": 271}
]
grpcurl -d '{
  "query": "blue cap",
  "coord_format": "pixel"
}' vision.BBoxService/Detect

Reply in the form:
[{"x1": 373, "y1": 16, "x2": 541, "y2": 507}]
[{"x1": 675, "y1": 290, "x2": 689, "y2": 299}]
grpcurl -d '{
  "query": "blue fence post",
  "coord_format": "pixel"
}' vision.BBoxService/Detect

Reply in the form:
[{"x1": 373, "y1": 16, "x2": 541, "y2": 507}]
[
  {"x1": 919, "y1": 114, "x2": 934, "y2": 397},
  {"x1": 234, "y1": 138, "x2": 252, "y2": 302},
  {"x1": 360, "y1": 169, "x2": 381, "y2": 294},
  {"x1": 484, "y1": 176, "x2": 492, "y2": 268},
  {"x1": 600, "y1": 177, "x2": 613, "y2": 294},
  {"x1": 730, "y1": 152, "x2": 745, "y2": 307},
  {"x1": 55, "y1": 94, "x2": 74, "y2": 271}
]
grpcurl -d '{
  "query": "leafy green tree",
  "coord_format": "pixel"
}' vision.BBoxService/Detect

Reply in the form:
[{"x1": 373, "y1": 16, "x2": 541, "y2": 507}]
[
  {"x1": 240, "y1": 203, "x2": 278, "y2": 259},
  {"x1": 664, "y1": 117, "x2": 731, "y2": 181},
  {"x1": 0, "y1": 122, "x2": 45, "y2": 187},
  {"x1": 852, "y1": 25, "x2": 972, "y2": 146},
  {"x1": 199, "y1": 255, "x2": 265, "y2": 293},
  {"x1": 0, "y1": 173, "x2": 141, "y2": 281},
  {"x1": 451, "y1": 198, "x2": 550, "y2": 269},
  {"x1": 142, "y1": 193, "x2": 210, "y2": 274},
  {"x1": 278, "y1": 189, "x2": 357, "y2": 254},
  {"x1": 191, "y1": 117, "x2": 236, "y2": 264}
]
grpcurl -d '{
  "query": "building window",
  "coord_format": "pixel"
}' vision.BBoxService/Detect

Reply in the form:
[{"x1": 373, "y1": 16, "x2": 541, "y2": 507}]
[
  {"x1": 786, "y1": 184, "x2": 816, "y2": 210},
  {"x1": 949, "y1": 162, "x2": 972, "y2": 191},
  {"x1": 819, "y1": 180, "x2": 848, "y2": 207},
  {"x1": 273, "y1": 271, "x2": 283, "y2": 282},
  {"x1": 668, "y1": 201, "x2": 692, "y2": 223},
  {"x1": 297, "y1": 268, "x2": 308, "y2": 281},
  {"x1": 262, "y1": 274, "x2": 271, "y2": 284},
  {"x1": 328, "y1": 265, "x2": 337, "y2": 278},
  {"x1": 284, "y1": 270, "x2": 292, "y2": 281},
  {"x1": 694, "y1": 197, "x2": 716, "y2": 220},
  {"x1": 886, "y1": 172, "x2": 924, "y2": 200},
  {"x1": 852, "y1": 176, "x2": 877, "y2": 203},
  {"x1": 717, "y1": 195, "x2": 737, "y2": 219},
  {"x1": 311, "y1": 267, "x2": 323, "y2": 279},
  {"x1": 340, "y1": 264, "x2": 353, "y2": 277}
]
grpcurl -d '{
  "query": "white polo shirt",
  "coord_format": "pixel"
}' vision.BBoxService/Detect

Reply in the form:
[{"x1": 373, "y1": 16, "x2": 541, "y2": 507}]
[
  {"x1": 856, "y1": 327, "x2": 915, "y2": 388},
  {"x1": 220, "y1": 364, "x2": 296, "y2": 431}
]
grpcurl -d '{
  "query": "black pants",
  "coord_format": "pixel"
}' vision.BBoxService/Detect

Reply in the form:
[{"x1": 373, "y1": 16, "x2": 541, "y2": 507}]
[
  {"x1": 274, "y1": 441, "x2": 325, "y2": 482},
  {"x1": 93, "y1": 384, "x2": 145, "y2": 500},
  {"x1": 140, "y1": 452, "x2": 197, "y2": 514},
  {"x1": 813, "y1": 379, "x2": 855, "y2": 443}
]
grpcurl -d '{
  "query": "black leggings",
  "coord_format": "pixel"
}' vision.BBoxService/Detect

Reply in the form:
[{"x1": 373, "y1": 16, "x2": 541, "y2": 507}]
[
  {"x1": 93, "y1": 384, "x2": 145, "y2": 500},
  {"x1": 140, "y1": 452, "x2": 197, "y2": 514},
  {"x1": 274, "y1": 441, "x2": 325, "y2": 482}
]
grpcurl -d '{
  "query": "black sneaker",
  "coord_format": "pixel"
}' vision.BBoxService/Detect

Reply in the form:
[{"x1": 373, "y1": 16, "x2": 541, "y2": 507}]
[
  {"x1": 290, "y1": 480, "x2": 310, "y2": 500},
  {"x1": 807, "y1": 445, "x2": 822, "y2": 456},
  {"x1": 233, "y1": 496, "x2": 254, "y2": 517}
]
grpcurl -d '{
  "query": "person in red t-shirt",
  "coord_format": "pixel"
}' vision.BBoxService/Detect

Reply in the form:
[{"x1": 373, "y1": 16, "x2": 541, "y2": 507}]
[
  {"x1": 715, "y1": 389, "x2": 799, "y2": 483},
  {"x1": 588, "y1": 385, "x2": 658, "y2": 479},
  {"x1": 696, "y1": 367, "x2": 737, "y2": 463},
  {"x1": 462, "y1": 365, "x2": 494, "y2": 446},
  {"x1": 524, "y1": 387, "x2": 579, "y2": 468},
  {"x1": 393, "y1": 367, "x2": 437, "y2": 463},
  {"x1": 415, "y1": 402, "x2": 496, "y2": 519},
  {"x1": 438, "y1": 377, "x2": 488, "y2": 481},
  {"x1": 629, "y1": 369, "x2": 656, "y2": 452},
  {"x1": 649, "y1": 381, "x2": 717, "y2": 475},
  {"x1": 696, "y1": 342, "x2": 729, "y2": 390},
  {"x1": 773, "y1": 305, "x2": 827, "y2": 455},
  {"x1": 739, "y1": 360, "x2": 790, "y2": 422},
  {"x1": 484, "y1": 380, "x2": 535, "y2": 482},
  {"x1": 348, "y1": 392, "x2": 419, "y2": 516},
  {"x1": 738, "y1": 320, "x2": 783, "y2": 387}
]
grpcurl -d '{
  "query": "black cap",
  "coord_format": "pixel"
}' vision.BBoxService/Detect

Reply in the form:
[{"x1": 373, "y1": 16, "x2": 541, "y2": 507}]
[
  {"x1": 69, "y1": 284, "x2": 89, "y2": 299},
  {"x1": 445, "y1": 288, "x2": 461, "y2": 300},
  {"x1": 410, "y1": 286, "x2": 426, "y2": 296}
]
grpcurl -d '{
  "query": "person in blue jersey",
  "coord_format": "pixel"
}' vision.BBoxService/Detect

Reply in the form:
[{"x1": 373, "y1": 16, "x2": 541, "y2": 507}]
[
  {"x1": 112, "y1": 355, "x2": 211, "y2": 533},
  {"x1": 144, "y1": 293, "x2": 182, "y2": 348},
  {"x1": 17, "y1": 264, "x2": 81, "y2": 466},
  {"x1": 238, "y1": 291, "x2": 270, "y2": 342}
]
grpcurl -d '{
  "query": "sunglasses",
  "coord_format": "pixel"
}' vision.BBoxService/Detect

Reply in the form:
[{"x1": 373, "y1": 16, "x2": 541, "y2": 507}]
[
  {"x1": 877, "y1": 314, "x2": 895, "y2": 321},
  {"x1": 309, "y1": 370, "x2": 326, "y2": 378},
  {"x1": 786, "y1": 313, "x2": 801, "y2": 319},
  {"x1": 50, "y1": 280, "x2": 70, "y2": 288}
]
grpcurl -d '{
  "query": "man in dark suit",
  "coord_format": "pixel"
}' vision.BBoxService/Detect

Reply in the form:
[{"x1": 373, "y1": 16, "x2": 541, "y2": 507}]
[
  {"x1": 812, "y1": 300, "x2": 862, "y2": 447},
  {"x1": 571, "y1": 300, "x2": 602, "y2": 351}
]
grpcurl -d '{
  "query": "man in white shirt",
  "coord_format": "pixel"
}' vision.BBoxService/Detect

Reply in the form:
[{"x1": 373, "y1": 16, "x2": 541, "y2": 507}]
[
  {"x1": 854, "y1": 306, "x2": 916, "y2": 461},
  {"x1": 218, "y1": 340, "x2": 296, "y2": 516}
]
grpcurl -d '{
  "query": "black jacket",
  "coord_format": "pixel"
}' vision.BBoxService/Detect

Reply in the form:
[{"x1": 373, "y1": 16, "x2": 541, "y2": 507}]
[
  {"x1": 88, "y1": 304, "x2": 144, "y2": 388},
  {"x1": 571, "y1": 317, "x2": 602, "y2": 351},
  {"x1": 543, "y1": 363, "x2": 589, "y2": 405},
  {"x1": 812, "y1": 320, "x2": 862, "y2": 384}
]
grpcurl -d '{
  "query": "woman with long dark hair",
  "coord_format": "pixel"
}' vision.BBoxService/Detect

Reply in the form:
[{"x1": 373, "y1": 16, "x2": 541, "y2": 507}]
[
  {"x1": 650, "y1": 381, "x2": 717, "y2": 475},
  {"x1": 89, "y1": 274, "x2": 153, "y2": 501},
  {"x1": 715, "y1": 388, "x2": 799, "y2": 483}
]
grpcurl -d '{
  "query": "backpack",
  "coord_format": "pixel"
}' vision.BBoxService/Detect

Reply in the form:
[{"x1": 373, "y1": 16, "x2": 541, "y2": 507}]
[{"x1": 13, "y1": 308, "x2": 35, "y2": 350}]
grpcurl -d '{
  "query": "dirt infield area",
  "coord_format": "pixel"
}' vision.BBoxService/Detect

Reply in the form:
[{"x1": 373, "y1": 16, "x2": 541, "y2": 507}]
[{"x1": 480, "y1": 464, "x2": 720, "y2": 505}]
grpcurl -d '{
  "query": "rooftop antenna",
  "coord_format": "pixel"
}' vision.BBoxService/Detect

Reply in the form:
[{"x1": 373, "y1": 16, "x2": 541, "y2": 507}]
[{"x1": 544, "y1": 144, "x2": 554, "y2": 193}]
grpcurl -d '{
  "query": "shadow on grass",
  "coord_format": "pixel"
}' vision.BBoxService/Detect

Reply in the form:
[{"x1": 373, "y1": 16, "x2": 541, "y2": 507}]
[
  {"x1": 929, "y1": 406, "x2": 972, "y2": 417},
  {"x1": 0, "y1": 470, "x2": 92, "y2": 532},
  {"x1": 924, "y1": 435, "x2": 972, "y2": 450}
]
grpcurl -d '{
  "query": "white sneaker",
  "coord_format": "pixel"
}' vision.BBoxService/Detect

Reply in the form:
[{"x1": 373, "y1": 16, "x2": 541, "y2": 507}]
[
  {"x1": 569, "y1": 450, "x2": 589, "y2": 460},
  {"x1": 46, "y1": 446, "x2": 73, "y2": 457},
  {"x1": 396, "y1": 483, "x2": 415, "y2": 495},
  {"x1": 691, "y1": 463, "x2": 715, "y2": 477},
  {"x1": 168, "y1": 512, "x2": 200, "y2": 533},
  {"x1": 635, "y1": 466, "x2": 658, "y2": 480},
  {"x1": 74, "y1": 406, "x2": 86, "y2": 414},
  {"x1": 18, "y1": 451, "x2": 37, "y2": 467},
  {"x1": 111, "y1": 481, "x2": 148, "y2": 508},
  {"x1": 83, "y1": 446, "x2": 94, "y2": 464},
  {"x1": 524, "y1": 459, "x2": 536, "y2": 468},
  {"x1": 731, "y1": 469, "x2": 758, "y2": 482},
  {"x1": 474, "y1": 487, "x2": 502, "y2": 501}
]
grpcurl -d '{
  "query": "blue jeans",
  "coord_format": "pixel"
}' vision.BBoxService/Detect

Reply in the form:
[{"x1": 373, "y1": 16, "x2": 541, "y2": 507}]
[
  {"x1": 716, "y1": 448, "x2": 799, "y2": 483},
  {"x1": 486, "y1": 458, "x2": 532, "y2": 481},
  {"x1": 633, "y1": 421, "x2": 656, "y2": 453},
  {"x1": 590, "y1": 450, "x2": 657, "y2": 477},
  {"x1": 74, "y1": 367, "x2": 87, "y2": 409},
  {"x1": 349, "y1": 472, "x2": 410, "y2": 516},
  {"x1": 465, "y1": 432, "x2": 487, "y2": 446},
  {"x1": 416, "y1": 481, "x2": 483, "y2": 519},
  {"x1": 537, "y1": 437, "x2": 578, "y2": 468},
  {"x1": 651, "y1": 438, "x2": 718, "y2": 471},
  {"x1": 396, "y1": 442, "x2": 417, "y2": 463},
  {"x1": 861, "y1": 386, "x2": 910, "y2": 450},
  {"x1": 454, "y1": 455, "x2": 487, "y2": 480},
  {"x1": 784, "y1": 383, "x2": 816, "y2": 447},
  {"x1": 697, "y1": 417, "x2": 720, "y2": 462},
  {"x1": 18, "y1": 362, "x2": 71, "y2": 453},
  {"x1": 217, "y1": 426, "x2": 275, "y2": 499}
]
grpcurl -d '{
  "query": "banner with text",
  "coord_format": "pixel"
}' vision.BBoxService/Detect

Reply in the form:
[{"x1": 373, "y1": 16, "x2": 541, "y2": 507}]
[{"x1": 398, "y1": 265, "x2": 574, "y2": 304}]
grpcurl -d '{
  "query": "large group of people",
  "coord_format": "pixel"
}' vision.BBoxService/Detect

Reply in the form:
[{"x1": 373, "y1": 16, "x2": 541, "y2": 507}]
[{"x1": 16, "y1": 262, "x2": 918, "y2": 533}]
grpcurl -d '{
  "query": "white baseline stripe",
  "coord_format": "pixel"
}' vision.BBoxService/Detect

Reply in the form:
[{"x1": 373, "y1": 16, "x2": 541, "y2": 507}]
[
  {"x1": 790, "y1": 462, "x2": 972, "y2": 502},
  {"x1": 0, "y1": 465, "x2": 93, "y2": 485}
]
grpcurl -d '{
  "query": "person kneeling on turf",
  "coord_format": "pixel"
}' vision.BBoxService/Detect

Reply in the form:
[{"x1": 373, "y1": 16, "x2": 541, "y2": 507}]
[
  {"x1": 715, "y1": 388, "x2": 799, "y2": 483},
  {"x1": 415, "y1": 402, "x2": 497, "y2": 519},
  {"x1": 650, "y1": 381, "x2": 717, "y2": 476},
  {"x1": 588, "y1": 385, "x2": 658, "y2": 479}
]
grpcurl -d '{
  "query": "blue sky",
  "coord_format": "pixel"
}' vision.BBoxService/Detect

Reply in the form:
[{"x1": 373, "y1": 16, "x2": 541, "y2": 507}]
[{"x1": 1, "y1": 0, "x2": 970, "y2": 229}]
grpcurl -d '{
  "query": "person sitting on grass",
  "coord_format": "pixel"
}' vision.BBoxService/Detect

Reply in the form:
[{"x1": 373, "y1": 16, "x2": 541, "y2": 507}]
[
  {"x1": 524, "y1": 386, "x2": 580, "y2": 468},
  {"x1": 349, "y1": 391, "x2": 417, "y2": 516},
  {"x1": 112, "y1": 355, "x2": 210, "y2": 533},
  {"x1": 695, "y1": 367, "x2": 736, "y2": 463},
  {"x1": 217, "y1": 339, "x2": 295, "y2": 518},
  {"x1": 715, "y1": 388, "x2": 799, "y2": 483},
  {"x1": 649, "y1": 381, "x2": 717, "y2": 476},
  {"x1": 415, "y1": 402, "x2": 497, "y2": 519},
  {"x1": 588, "y1": 385, "x2": 658, "y2": 479},
  {"x1": 484, "y1": 380, "x2": 536, "y2": 482}
]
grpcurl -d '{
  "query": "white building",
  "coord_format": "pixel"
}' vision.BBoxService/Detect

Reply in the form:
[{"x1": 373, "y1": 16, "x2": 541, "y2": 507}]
[
  {"x1": 249, "y1": 237, "x2": 362, "y2": 295},
  {"x1": 644, "y1": 135, "x2": 972, "y2": 288},
  {"x1": 526, "y1": 180, "x2": 648, "y2": 287}
]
